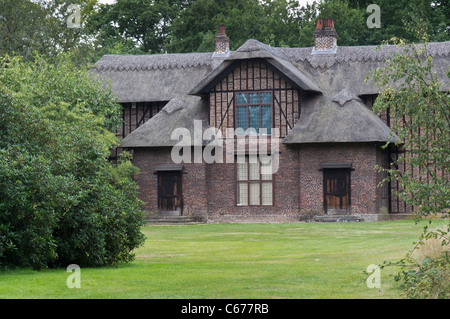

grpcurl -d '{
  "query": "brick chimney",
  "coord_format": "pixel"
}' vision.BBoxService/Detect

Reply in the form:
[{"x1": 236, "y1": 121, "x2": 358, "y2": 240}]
[
  {"x1": 314, "y1": 18, "x2": 337, "y2": 52},
  {"x1": 214, "y1": 25, "x2": 230, "y2": 55}
]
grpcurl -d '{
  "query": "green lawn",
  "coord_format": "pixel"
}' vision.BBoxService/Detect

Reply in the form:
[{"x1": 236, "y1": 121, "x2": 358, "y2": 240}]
[{"x1": 1, "y1": 219, "x2": 444, "y2": 299}]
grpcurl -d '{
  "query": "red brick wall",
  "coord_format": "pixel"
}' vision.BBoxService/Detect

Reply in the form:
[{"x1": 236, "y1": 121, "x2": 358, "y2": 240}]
[
  {"x1": 132, "y1": 142, "x2": 386, "y2": 223},
  {"x1": 206, "y1": 143, "x2": 300, "y2": 222},
  {"x1": 299, "y1": 143, "x2": 384, "y2": 216},
  {"x1": 132, "y1": 147, "x2": 208, "y2": 219}
]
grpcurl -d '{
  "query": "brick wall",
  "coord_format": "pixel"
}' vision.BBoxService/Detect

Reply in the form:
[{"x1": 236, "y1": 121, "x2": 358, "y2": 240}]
[
  {"x1": 299, "y1": 143, "x2": 384, "y2": 216},
  {"x1": 206, "y1": 143, "x2": 300, "y2": 222},
  {"x1": 132, "y1": 147, "x2": 208, "y2": 220},
  {"x1": 132, "y1": 142, "x2": 387, "y2": 223}
]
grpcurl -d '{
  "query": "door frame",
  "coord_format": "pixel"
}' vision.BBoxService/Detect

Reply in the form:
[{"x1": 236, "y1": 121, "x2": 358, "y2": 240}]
[
  {"x1": 319, "y1": 163, "x2": 353, "y2": 215},
  {"x1": 154, "y1": 165, "x2": 183, "y2": 215}
]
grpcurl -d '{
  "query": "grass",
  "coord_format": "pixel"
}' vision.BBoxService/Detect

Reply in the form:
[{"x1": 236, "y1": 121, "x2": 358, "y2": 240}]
[{"x1": 1, "y1": 219, "x2": 446, "y2": 299}]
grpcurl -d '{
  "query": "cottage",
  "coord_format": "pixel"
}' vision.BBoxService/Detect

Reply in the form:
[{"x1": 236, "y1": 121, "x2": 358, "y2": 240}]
[{"x1": 92, "y1": 20, "x2": 449, "y2": 223}]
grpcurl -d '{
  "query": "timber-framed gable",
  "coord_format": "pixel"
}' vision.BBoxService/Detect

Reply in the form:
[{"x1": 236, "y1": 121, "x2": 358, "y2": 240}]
[{"x1": 207, "y1": 58, "x2": 303, "y2": 139}]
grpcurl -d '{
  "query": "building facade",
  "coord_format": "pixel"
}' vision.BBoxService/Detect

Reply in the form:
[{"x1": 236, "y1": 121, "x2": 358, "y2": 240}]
[{"x1": 92, "y1": 21, "x2": 450, "y2": 222}]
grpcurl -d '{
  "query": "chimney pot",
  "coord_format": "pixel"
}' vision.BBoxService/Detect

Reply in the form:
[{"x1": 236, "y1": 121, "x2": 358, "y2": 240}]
[{"x1": 218, "y1": 25, "x2": 226, "y2": 35}]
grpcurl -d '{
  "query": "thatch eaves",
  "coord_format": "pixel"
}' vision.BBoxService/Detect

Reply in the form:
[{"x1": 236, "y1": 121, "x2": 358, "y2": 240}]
[
  {"x1": 283, "y1": 90, "x2": 399, "y2": 144},
  {"x1": 91, "y1": 41, "x2": 449, "y2": 103}
]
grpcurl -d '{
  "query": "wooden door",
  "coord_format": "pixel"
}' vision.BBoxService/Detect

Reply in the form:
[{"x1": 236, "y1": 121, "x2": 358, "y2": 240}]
[
  {"x1": 157, "y1": 171, "x2": 182, "y2": 212},
  {"x1": 323, "y1": 169, "x2": 350, "y2": 214}
]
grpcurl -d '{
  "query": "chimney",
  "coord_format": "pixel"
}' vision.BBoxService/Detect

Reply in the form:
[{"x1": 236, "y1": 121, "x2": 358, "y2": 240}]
[
  {"x1": 214, "y1": 25, "x2": 230, "y2": 55},
  {"x1": 314, "y1": 18, "x2": 337, "y2": 52}
]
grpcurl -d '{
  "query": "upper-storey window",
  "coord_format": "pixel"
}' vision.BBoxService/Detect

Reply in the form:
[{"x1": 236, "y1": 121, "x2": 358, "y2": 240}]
[{"x1": 235, "y1": 91, "x2": 272, "y2": 135}]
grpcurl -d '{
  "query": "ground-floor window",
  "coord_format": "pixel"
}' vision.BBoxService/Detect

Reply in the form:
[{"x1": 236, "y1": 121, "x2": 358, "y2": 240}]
[{"x1": 237, "y1": 155, "x2": 273, "y2": 206}]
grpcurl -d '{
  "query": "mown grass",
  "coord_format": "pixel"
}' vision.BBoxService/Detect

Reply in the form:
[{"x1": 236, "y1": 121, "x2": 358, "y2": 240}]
[{"x1": 1, "y1": 219, "x2": 445, "y2": 299}]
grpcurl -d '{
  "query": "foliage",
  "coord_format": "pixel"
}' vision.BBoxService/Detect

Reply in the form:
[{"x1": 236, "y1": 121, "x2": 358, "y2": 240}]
[
  {"x1": 86, "y1": 0, "x2": 196, "y2": 55},
  {"x1": 153, "y1": 0, "x2": 270, "y2": 52},
  {"x1": 398, "y1": 254, "x2": 449, "y2": 299},
  {"x1": 370, "y1": 35, "x2": 449, "y2": 298},
  {"x1": 2, "y1": 1, "x2": 448, "y2": 63},
  {"x1": 371, "y1": 39, "x2": 449, "y2": 217},
  {"x1": 0, "y1": 0, "x2": 99, "y2": 65},
  {"x1": 348, "y1": 0, "x2": 449, "y2": 44},
  {"x1": 381, "y1": 227, "x2": 449, "y2": 299},
  {"x1": 0, "y1": 53, "x2": 122, "y2": 151},
  {"x1": 0, "y1": 55, "x2": 145, "y2": 270},
  {"x1": 161, "y1": 0, "x2": 450, "y2": 53}
]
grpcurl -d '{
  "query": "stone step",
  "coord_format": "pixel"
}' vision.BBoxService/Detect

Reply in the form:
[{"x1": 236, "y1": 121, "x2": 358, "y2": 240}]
[
  {"x1": 145, "y1": 215, "x2": 200, "y2": 225},
  {"x1": 154, "y1": 210, "x2": 182, "y2": 216},
  {"x1": 313, "y1": 215, "x2": 364, "y2": 223}
]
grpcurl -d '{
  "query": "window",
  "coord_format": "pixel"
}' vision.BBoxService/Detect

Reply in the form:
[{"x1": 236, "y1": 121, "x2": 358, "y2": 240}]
[
  {"x1": 237, "y1": 156, "x2": 273, "y2": 206},
  {"x1": 236, "y1": 92, "x2": 272, "y2": 135}
]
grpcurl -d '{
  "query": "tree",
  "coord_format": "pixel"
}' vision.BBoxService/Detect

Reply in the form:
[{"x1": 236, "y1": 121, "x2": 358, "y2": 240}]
[
  {"x1": 0, "y1": 0, "x2": 100, "y2": 65},
  {"x1": 86, "y1": 0, "x2": 196, "y2": 55},
  {"x1": 0, "y1": 0, "x2": 47, "y2": 60},
  {"x1": 315, "y1": 0, "x2": 368, "y2": 46},
  {"x1": 162, "y1": 0, "x2": 263, "y2": 52},
  {"x1": 370, "y1": 37, "x2": 449, "y2": 298},
  {"x1": 347, "y1": 0, "x2": 449, "y2": 44},
  {"x1": 0, "y1": 54, "x2": 146, "y2": 270},
  {"x1": 165, "y1": 0, "x2": 319, "y2": 52}
]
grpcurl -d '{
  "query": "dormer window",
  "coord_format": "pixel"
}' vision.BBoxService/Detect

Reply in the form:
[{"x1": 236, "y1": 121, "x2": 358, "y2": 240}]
[{"x1": 235, "y1": 91, "x2": 272, "y2": 135}]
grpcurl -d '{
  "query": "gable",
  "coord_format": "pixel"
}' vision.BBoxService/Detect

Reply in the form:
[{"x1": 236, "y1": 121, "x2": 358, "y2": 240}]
[
  {"x1": 189, "y1": 39, "x2": 322, "y2": 96},
  {"x1": 207, "y1": 58, "x2": 305, "y2": 138}
]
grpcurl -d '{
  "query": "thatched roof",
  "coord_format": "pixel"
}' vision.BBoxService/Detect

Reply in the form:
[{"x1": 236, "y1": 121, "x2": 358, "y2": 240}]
[
  {"x1": 92, "y1": 39, "x2": 449, "y2": 147},
  {"x1": 278, "y1": 42, "x2": 450, "y2": 96},
  {"x1": 283, "y1": 89, "x2": 399, "y2": 144},
  {"x1": 91, "y1": 53, "x2": 213, "y2": 103},
  {"x1": 92, "y1": 40, "x2": 449, "y2": 103}
]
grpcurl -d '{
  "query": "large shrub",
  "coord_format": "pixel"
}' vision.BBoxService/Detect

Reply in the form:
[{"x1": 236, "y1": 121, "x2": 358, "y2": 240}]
[{"x1": 0, "y1": 54, "x2": 145, "y2": 270}]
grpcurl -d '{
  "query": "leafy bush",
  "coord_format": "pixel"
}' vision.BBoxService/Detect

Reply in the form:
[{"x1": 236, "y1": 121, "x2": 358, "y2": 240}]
[
  {"x1": 381, "y1": 227, "x2": 450, "y2": 299},
  {"x1": 393, "y1": 253, "x2": 450, "y2": 299},
  {"x1": 0, "y1": 55, "x2": 145, "y2": 270}
]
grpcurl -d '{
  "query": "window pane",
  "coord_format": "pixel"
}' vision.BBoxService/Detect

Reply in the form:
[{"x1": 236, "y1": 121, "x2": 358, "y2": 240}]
[
  {"x1": 249, "y1": 93, "x2": 260, "y2": 104},
  {"x1": 262, "y1": 182, "x2": 273, "y2": 205},
  {"x1": 249, "y1": 161, "x2": 259, "y2": 180},
  {"x1": 248, "y1": 105, "x2": 260, "y2": 134},
  {"x1": 261, "y1": 159, "x2": 272, "y2": 180},
  {"x1": 237, "y1": 182, "x2": 248, "y2": 205},
  {"x1": 260, "y1": 105, "x2": 271, "y2": 135},
  {"x1": 236, "y1": 93, "x2": 247, "y2": 105},
  {"x1": 261, "y1": 92, "x2": 272, "y2": 104},
  {"x1": 237, "y1": 162, "x2": 248, "y2": 181},
  {"x1": 236, "y1": 106, "x2": 247, "y2": 131},
  {"x1": 249, "y1": 183, "x2": 260, "y2": 205}
]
